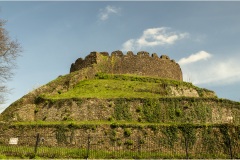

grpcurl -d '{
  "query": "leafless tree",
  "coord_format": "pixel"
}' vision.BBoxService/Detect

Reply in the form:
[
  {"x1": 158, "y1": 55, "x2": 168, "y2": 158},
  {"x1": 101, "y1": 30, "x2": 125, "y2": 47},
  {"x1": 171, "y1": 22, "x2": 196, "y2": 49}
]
[{"x1": 0, "y1": 20, "x2": 21, "y2": 104}]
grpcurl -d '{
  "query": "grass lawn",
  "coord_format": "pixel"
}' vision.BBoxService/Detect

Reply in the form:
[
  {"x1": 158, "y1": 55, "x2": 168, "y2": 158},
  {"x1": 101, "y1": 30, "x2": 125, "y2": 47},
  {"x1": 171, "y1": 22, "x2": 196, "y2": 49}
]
[{"x1": 48, "y1": 79, "x2": 168, "y2": 99}]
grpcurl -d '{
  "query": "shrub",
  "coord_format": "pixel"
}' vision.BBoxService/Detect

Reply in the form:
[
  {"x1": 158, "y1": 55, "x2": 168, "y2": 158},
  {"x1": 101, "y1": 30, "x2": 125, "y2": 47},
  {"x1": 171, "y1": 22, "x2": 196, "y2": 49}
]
[
  {"x1": 175, "y1": 108, "x2": 182, "y2": 117},
  {"x1": 124, "y1": 140, "x2": 133, "y2": 146},
  {"x1": 124, "y1": 128, "x2": 132, "y2": 137}
]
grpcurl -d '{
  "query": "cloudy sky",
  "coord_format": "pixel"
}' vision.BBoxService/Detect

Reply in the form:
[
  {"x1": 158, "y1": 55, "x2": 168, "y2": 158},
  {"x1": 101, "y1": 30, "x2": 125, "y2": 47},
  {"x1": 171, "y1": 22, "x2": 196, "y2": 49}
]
[{"x1": 1, "y1": 1, "x2": 240, "y2": 112}]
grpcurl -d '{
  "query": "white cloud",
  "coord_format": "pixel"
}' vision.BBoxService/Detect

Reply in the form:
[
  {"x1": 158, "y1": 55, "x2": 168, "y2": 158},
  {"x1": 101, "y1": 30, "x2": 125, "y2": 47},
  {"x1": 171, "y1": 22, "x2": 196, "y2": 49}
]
[
  {"x1": 197, "y1": 60, "x2": 240, "y2": 85},
  {"x1": 180, "y1": 53, "x2": 240, "y2": 86},
  {"x1": 99, "y1": 5, "x2": 120, "y2": 21},
  {"x1": 122, "y1": 27, "x2": 189, "y2": 51},
  {"x1": 122, "y1": 39, "x2": 135, "y2": 51},
  {"x1": 178, "y1": 51, "x2": 212, "y2": 65}
]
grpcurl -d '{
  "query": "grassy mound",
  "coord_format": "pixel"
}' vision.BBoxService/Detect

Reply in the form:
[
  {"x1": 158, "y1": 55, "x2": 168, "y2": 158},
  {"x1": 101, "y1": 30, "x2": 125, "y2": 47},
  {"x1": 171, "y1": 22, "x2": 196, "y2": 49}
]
[{"x1": 43, "y1": 73, "x2": 214, "y2": 99}]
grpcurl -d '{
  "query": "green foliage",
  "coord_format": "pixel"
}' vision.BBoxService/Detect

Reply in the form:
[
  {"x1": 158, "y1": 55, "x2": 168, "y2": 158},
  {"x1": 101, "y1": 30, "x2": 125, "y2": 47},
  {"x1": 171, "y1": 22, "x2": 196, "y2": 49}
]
[
  {"x1": 96, "y1": 72, "x2": 109, "y2": 79},
  {"x1": 217, "y1": 124, "x2": 240, "y2": 158},
  {"x1": 175, "y1": 107, "x2": 182, "y2": 117},
  {"x1": 124, "y1": 128, "x2": 132, "y2": 137},
  {"x1": 109, "y1": 129, "x2": 117, "y2": 142},
  {"x1": 124, "y1": 139, "x2": 133, "y2": 146},
  {"x1": 110, "y1": 122, "x2": 118, "y2": 129},
  {"x1": 55, "y1": 125, "x2": 68, "y2": 144},
  {"x1": 137, "y1": 116, "x2": 142, "y2": 122},
  {"x1": 201, "y1": 126, "x2": 220, "y2": 154},
  {"x1": 111, "y1": 130, "x2": 117, "y2": 137},
  {"x1": 162, "y1": 126, "x2": 178, "y2": 148},
  {"x1": 114, "y1": 99, "x2": 132, "y2": 121},
  {"x1": 219, "y1": 124, "x2": 232, "y2": 153},
  {"x1": 194, "y1": 102, "x2": 210, "y2": 123},
  {"x1": 34, "y1": 95, "x2": 45, "y2": 104},
  {"x1": 136, "y1": 106, "x2": 142, "y2": 113},
  {"x1": 139, "y1": 138, "x2": 145, "y2": 144},
  {"x1": 34, "y1": 108, "x2": 39, "y2": 114},
  {"x1": 107, "y1": 116, "x2": 114, "y2": 121},
  {"x1": 179, "y1": 124, "x2": 196, "y2": 148},
  {"x1": 0, "y1": 154, "x2": 7, "y2": 159},
  {"x1": 142, "y1": 99, "x2": 161, "y2": 123},
  {"x1": 148, "y1": 124, "x2": 158, "y2": 131},
  {"x1": 197, "y1": 88, "x2": 204, "y2": 97}
]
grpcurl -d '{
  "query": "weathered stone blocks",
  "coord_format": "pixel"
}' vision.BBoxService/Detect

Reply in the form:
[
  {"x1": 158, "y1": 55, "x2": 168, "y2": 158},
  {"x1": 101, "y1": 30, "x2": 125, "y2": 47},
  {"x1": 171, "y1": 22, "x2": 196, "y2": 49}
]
[{"x1": 70, "y1": 50, "x2": 183, "y2": 81}]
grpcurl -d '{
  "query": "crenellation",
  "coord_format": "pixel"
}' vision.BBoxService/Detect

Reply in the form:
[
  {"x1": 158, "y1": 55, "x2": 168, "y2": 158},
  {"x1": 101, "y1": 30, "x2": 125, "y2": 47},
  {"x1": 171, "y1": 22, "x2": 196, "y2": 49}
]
[
  {"x1": 74, "y1": 58, "x2": 83, "y2": 65},
  {"x1": 100, "y1": 52, "x2": 109, "y2": 56},
  {"x1": 137, "y1": 51, "x2": 150, "y2": 57},
  {"x1": 127, "y1": 51, "x2": 134, "y2": 56},
  {"x1": 111, "y1": 50, "x2": 123, "y2": 56},
  {"x1": 152, "y1": 53, "x2": 158, "y2": 58},
  {"x1": 70, "y1": 50, "x2": 183, "y2": 81},
  {"x1": 160, "y1": 55, "x2": 170, "y2": 60}
]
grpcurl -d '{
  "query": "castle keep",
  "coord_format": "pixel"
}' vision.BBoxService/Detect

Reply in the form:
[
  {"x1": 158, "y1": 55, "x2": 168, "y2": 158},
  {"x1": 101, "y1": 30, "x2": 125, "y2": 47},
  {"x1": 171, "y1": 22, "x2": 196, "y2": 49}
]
[
  {"x1": 0, "y1": 50, "x2": 239, "y2": 159},
  {"x1": 70, "y1": 50, "x2": 183, "y2": 81}
]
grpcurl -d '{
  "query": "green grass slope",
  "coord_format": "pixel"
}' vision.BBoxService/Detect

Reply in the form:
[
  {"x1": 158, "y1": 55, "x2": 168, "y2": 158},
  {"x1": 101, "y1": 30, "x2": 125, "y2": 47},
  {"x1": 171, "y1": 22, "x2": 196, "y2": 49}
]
[{"x1": 43, "y1": 73, "x2": 215, "y2": 99}]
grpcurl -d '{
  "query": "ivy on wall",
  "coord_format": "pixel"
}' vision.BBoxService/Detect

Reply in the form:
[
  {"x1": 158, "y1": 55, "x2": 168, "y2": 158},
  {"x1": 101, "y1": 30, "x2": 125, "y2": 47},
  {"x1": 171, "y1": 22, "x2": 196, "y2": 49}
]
[{"x1": 114, "y1": 99, "x2": 132, "y2": 121}]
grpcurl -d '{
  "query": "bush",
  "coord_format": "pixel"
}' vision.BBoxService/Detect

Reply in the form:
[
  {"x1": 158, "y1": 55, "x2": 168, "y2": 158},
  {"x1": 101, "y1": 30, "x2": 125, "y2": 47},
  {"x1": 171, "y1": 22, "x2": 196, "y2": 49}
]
[
  {"x1": 124, "y1": 128, "x2": 132, "y2": 137},
  {"x1": 124, "y1": 140, "x2": 133, "y2": 146}
]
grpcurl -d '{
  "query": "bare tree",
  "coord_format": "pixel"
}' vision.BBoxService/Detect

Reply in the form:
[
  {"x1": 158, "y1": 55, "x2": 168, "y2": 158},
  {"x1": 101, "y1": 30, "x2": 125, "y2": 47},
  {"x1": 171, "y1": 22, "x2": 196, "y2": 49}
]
[{"x1": 0, "y1": 20, "x2": 21, "y2": 104}]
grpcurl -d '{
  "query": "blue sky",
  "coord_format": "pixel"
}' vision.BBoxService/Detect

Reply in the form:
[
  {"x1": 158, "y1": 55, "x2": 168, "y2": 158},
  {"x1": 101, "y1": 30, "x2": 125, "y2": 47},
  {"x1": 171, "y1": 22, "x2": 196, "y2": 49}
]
[{"x1": 1, "y1": 1, "x2": 240, "y2": 112}]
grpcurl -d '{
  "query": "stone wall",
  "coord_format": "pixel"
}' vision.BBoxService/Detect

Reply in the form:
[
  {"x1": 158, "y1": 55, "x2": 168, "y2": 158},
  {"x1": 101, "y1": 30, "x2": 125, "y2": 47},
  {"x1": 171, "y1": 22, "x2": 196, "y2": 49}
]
[
  {"x1": 0, "y1": 123, "x2": 239, "y2": 158},
  {"x1": 30, "y1": 98, "x2": 240, "y2": 124},
  {"x1": 70, "y1": 51, "x2": 183, "y2": 81}
]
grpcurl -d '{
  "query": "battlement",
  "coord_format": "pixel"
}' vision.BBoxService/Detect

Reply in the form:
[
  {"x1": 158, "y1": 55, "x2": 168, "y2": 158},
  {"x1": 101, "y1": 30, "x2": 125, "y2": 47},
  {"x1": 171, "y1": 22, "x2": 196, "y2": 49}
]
[{"x1": 70, "y1": 50, "x2": 182, "y2": 81}]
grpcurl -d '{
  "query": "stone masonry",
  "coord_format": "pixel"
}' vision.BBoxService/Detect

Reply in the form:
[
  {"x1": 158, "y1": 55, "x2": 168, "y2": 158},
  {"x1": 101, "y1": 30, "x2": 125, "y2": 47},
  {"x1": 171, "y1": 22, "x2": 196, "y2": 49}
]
[{"x1": 70, "y1": 50, "x2": 183, "y2": 81}]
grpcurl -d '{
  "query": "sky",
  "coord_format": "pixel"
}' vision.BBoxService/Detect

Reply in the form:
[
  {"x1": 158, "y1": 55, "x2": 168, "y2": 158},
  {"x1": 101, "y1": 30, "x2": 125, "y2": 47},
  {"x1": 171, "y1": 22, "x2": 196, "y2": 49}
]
[{"x1": 1, "y1": 1, "x2": 240, "y2": 112}]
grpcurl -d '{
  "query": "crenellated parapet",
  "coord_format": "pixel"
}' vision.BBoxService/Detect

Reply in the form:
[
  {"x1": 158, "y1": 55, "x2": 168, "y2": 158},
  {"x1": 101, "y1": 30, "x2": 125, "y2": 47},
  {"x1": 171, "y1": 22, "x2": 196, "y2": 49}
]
[{"x1": 70, "y1": 50, "x2": 183, "y2": 81}]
